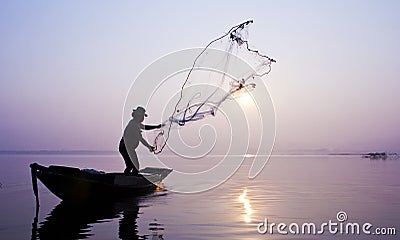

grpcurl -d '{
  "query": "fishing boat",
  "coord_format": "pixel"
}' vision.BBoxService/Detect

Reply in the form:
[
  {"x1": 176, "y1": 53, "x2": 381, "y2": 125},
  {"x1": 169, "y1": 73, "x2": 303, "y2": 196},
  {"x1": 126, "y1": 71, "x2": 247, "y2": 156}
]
[
  {"x1": 362, "y1": 152, "x2": 388, "y2": 160},
  {"x1": 30, "y1": 163, "x2": 172, "y2": 202}
]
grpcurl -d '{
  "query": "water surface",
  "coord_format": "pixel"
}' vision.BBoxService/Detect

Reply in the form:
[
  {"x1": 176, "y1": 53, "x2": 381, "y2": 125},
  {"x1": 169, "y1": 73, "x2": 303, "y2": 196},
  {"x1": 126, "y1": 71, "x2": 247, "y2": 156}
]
[{"x1": 0, "y1": 154, "x2": 399, "y2": 239}]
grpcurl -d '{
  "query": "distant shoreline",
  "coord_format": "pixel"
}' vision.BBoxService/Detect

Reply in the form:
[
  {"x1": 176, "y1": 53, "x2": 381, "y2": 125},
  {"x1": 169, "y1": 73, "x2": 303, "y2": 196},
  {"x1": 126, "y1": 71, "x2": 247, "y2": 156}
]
[
  {"x1": 1, "y1": 149, "x2": 397, "y2": 157},
  {"x1": 0, "y1": 150, "x2": 118, "y2": 155},
  {"x1": 0, "y1": 150, "x2": 370, "y2": 156}
]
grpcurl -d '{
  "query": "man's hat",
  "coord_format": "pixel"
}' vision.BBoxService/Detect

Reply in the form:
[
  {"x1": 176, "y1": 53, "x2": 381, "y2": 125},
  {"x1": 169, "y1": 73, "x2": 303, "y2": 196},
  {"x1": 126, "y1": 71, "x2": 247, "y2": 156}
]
[{"x1": 132, "y1": 106, "x2": 148, "y2": 117}]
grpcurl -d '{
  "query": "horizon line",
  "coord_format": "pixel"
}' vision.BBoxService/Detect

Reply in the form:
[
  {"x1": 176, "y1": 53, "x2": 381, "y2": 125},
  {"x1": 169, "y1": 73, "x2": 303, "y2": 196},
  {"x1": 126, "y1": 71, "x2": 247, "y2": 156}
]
[{"x1": 0, "y1": 149, "x2": 395, "y2": 156}]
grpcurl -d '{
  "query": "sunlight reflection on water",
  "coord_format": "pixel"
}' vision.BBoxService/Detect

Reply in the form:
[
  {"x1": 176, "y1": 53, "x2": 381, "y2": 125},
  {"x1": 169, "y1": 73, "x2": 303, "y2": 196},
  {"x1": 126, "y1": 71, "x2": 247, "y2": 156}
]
[{"x1": 239, "y1": 188, "x2": 253, "y2": 223}]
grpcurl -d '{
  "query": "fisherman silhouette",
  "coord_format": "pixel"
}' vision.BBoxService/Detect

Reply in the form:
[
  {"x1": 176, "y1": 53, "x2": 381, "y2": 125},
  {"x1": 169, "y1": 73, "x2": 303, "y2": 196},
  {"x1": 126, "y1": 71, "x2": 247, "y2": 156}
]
[{"x1": 119, "y1": 106, "x2": 162, "y2": 175}]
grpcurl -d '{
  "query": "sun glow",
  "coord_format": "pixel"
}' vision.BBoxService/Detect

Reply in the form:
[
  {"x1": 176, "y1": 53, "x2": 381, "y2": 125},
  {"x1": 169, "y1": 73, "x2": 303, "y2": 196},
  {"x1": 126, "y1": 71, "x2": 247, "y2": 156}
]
[{"x1": 235, "y1": 91, "x2": 254, "y2": 108}]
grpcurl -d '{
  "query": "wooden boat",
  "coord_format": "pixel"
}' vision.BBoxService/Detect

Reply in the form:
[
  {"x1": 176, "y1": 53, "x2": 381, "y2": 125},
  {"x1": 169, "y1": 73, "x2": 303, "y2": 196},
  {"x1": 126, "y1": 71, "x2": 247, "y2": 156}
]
[{"x1": 30, "y1": 163, "x2": 172, "y2": 202}]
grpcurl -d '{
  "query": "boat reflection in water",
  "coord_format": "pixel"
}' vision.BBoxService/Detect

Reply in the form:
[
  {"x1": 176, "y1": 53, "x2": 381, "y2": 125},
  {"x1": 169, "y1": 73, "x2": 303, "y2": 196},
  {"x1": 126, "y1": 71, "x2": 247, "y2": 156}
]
[{"x1": 32, "y1": 193, "x2": 166, "y2": 240}]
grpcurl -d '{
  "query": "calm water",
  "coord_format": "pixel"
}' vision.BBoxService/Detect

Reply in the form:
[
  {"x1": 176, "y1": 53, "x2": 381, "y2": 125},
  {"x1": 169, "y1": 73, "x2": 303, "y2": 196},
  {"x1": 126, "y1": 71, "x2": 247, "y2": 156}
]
[{"x1": 0, "y1": 154, "x2": 399, "y2": 239}]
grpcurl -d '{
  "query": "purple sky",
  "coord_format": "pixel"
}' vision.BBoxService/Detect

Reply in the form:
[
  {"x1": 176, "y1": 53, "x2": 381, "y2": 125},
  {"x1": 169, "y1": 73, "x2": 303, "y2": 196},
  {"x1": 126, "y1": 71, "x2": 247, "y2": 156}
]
[{"x1": 0, "y1": 1, "x2": 399, "y2": 153}]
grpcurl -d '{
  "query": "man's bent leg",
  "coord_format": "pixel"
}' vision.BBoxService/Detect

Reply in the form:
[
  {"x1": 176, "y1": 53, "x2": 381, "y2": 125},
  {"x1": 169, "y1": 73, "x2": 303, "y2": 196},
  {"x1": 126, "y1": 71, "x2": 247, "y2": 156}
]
[
  {"x1": 130, "y1": 150, "x2": 139, "y2": 175},
  {"x1": 119, "y1": 138, "x2": 134, "y2": 174}
]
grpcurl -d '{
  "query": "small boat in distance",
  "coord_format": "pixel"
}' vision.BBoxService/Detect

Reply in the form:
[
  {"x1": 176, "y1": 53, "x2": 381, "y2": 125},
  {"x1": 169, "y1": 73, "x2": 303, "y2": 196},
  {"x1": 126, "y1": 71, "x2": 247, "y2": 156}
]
[
  {"x1": 30, "y1": 163, "x2": 172, "y2": 202},
  {"x1": 362, "y1": 152, "x2": 388, "y2": 160}
]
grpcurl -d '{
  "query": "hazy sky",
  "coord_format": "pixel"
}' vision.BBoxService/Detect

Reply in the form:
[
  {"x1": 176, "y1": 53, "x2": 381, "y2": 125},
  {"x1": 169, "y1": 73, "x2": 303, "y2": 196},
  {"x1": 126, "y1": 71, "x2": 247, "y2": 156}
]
[{"x1": 1, "y1": 1, "x2": 399, "y2": 153}]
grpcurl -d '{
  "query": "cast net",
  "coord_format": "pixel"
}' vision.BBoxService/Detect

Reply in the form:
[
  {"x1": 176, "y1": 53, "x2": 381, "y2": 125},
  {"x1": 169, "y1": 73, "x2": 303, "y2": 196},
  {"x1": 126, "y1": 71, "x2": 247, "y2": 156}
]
[{"x1": 152, "y1": 20, "x2": 275, "y2": 154}]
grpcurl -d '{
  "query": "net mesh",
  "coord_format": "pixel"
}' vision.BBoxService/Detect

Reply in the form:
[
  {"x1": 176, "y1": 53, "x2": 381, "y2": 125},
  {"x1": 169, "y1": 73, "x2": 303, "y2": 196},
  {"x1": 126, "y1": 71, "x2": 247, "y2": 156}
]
[{"x1": 152, "y1": 20, "x2": 275, "y2": 154}]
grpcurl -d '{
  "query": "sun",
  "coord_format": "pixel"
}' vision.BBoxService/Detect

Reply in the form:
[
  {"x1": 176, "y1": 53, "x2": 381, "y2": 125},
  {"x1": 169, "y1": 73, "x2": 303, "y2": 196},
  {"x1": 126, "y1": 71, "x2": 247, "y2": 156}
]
[{"x1": 236, "y1": 92, "x2": 254, "y2": 107}]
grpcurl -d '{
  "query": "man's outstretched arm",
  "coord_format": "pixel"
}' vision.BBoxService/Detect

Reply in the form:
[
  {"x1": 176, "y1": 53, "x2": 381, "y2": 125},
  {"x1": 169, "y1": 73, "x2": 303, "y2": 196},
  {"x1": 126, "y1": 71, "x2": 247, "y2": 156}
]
[{"x1": 140, "y1": 123, "x2": 163, "y2": 130}]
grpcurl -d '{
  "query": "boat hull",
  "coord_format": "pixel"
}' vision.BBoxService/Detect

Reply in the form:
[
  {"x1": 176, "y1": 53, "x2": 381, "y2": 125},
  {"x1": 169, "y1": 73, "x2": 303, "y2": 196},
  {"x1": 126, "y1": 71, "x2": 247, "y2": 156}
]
[{"x1": 30, "y1": 163, "x2": 172, "y2": 202}]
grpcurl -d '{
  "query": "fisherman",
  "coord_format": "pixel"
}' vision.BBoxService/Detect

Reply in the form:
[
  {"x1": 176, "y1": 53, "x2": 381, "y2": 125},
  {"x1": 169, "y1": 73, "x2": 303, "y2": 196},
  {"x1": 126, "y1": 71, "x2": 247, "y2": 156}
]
[{"x1": 119, "y1": 106, "x2": 163, "y2": 175}]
